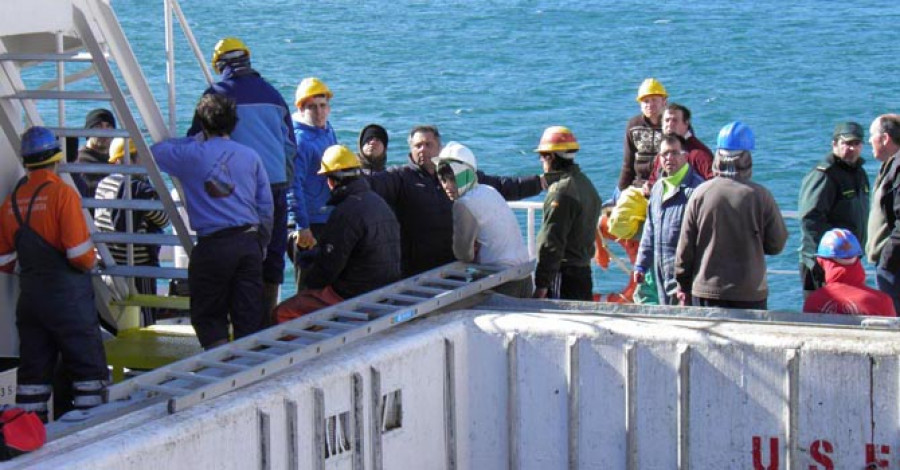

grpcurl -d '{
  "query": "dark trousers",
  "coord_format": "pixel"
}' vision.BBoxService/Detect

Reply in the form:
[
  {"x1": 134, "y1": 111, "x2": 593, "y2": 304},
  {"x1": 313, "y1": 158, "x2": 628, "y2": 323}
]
[
  {"x1": 189, "y1": 230, "x2": 264, "y2": 349},
  {"x1": 551, "y1": 265, "x2": 593, "y2": 301},
  {"x1": 692, "y1": 296, "x2": 767, "y2": 310},
  {"x1": 293, "y1": 223, "x2": 326, "y2": 290},
  {"x1": 263, "y1": 185, "x2": 288, "y2": 284},
  {"x1": 876, "y1": 265, "x2": 900, "y2": 315}
]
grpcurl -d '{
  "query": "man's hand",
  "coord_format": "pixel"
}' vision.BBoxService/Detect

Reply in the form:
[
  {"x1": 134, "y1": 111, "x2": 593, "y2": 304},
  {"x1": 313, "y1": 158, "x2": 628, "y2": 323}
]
[
  {"x1": 294, "y1": 228, "x2": 317, "y2": 249},
  {"x1": 676, "y1": 290, "x2": 691, "y2": 306},
  {"x1": 533, "y1": 287, "x2": 549, "y2": 299}
]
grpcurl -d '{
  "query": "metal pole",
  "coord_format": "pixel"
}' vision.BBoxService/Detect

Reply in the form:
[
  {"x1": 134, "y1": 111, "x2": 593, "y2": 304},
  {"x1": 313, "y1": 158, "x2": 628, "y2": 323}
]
[
  {"x1": 55, "y1": 32, "x2": 65, "y2": 126},
  {"x1": 169, "y1": 0, "x2": 215, "y2": 87},
  {"x1": 164, "y1": 0, "x2": 176, "y2": 135}
]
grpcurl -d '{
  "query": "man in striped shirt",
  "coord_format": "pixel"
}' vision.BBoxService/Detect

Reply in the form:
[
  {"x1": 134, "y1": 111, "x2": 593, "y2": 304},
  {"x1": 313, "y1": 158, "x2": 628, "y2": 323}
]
[{"x1": 95, "y1": 137, "x2": 170, "y2": 323}]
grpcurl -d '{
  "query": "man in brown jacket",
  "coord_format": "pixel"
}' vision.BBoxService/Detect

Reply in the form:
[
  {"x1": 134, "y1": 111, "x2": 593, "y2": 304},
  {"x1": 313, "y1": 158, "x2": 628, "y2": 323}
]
[{"x1": 674, "y1": 122, "x2": 788, "y2": 309}]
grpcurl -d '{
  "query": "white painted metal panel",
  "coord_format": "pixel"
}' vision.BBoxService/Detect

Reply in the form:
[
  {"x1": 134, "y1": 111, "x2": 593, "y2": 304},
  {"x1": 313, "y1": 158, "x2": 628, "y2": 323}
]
[
  {"x1": 508, "y1": 335, "x2": 568, "y2": 470},
  {"x1": 376, "y1": 338, "x2": 448, "y2": 470},
  {"x1": 687, "y1": 345, "x2": 788, "y2": 469},
  {"x1": 0, "y1": 0, "x2": 73, "y2": 37},
  {"x1": 630, "y1": 341, "x2": 680, "y2": 469},
  {"x1": 453, "y1": 324, "x2": 509, "y2": 470},
  {"x1": 571, "y1": 338, "x2": 628, "y2": 469}
]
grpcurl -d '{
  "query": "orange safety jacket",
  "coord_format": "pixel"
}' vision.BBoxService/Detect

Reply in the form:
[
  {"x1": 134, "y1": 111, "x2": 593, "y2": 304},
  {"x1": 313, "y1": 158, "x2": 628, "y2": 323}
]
[{"x1": 0, "y1": 169, "x2": 96, "y2": 273}]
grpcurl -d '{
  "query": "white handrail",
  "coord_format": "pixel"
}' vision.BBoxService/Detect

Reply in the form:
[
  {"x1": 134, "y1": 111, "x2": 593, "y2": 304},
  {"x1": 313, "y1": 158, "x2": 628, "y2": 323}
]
[{"x1": 507, "y1": 201, "x2": 803, "y2": 277}]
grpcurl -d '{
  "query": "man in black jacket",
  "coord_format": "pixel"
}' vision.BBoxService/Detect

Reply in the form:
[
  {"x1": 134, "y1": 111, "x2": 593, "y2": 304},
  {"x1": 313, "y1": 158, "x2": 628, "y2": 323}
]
[
  {"x1": 274, "y1": 145, "x2": 401, "y2": 322},
  {"x1": 797, "y1": 121, "x2": 869, "y2": 297},
  {"x1": 368, "y1": 125, "x2": 548, "y2": 277}
]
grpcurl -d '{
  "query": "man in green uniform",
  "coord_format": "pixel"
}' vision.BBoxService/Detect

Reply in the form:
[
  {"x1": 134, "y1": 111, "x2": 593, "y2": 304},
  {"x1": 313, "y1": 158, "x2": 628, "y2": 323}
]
[
  {"x1": 533, "y1": 126, "x2": 602, "y2": 300},
  {"x1": 798, "y1": 122, "x2": 869, "y2": 297}
]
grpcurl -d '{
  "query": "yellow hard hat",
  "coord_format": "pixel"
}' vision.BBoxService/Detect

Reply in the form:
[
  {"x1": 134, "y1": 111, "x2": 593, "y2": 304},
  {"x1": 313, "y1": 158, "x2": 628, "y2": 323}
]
[
  {"x1": 211, "y1": 37, "x2": 250, "y2": 74},
  {"x1": 108, "y1": 137, "x2": 137, "y2": 163},
  {"x1": 534, "y1": 126, "x2": 580, "y2": 154},
  {"x1": 318, "y1": 145, "x2": 361, "y2": 175},
  {"x1": 636, "y1": 78, "x2": 668, "y2": 102},
  {"x1": 607, "y1": 187, "x2": 648, "y2": 240},
  {"x1": 295, "y1": 77, "x2": 333, "y2": 108}
]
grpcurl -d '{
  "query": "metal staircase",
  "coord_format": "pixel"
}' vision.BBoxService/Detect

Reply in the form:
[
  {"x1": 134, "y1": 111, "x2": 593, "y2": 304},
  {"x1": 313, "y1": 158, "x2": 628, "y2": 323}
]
[
  {"x1": 0, "y1": 0, "x2": 193, "y2": 328},
  {"x1": 48, "y1": 261, "x2": 536, "y2": 439}
]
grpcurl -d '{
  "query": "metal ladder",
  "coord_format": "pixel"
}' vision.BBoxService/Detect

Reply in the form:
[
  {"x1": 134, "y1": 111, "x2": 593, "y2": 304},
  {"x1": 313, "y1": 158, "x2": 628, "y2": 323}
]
[
  {"x1": 0, "y1": 0, "x2": 193, "y2": 324},
  {"x1": 50, "y1": 261, "x2": 534, "y2": 438}
]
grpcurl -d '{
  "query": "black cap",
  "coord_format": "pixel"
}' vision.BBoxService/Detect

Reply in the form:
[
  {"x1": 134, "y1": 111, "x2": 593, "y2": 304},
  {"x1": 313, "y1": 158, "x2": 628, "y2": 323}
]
[
  {"x1": 84, "y1": 108, "x2": 116, "y2": 129},
  {"x1": 359, "y1": 124, "x2": 388, "y2": 150},
  {"x1": 832, "y1": 121, "x2": 864, "y2": 141}
]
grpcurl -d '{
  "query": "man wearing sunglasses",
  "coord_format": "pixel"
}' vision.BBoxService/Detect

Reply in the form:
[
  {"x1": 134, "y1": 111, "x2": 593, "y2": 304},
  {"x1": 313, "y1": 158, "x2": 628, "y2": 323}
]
[{"x1": 798, "y1": 121, "x2": 870, "y2": 298}]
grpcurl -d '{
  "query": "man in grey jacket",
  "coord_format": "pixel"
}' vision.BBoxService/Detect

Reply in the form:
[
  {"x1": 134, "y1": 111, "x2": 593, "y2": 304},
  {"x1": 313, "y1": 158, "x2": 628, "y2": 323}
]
[{"x1": 674, "y1": 122, "x2": 788, "y2": 309}]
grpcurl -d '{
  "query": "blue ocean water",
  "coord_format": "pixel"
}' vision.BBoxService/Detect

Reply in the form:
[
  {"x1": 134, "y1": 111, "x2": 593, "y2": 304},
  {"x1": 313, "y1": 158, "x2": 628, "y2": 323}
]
[{"x1": 110, "y1": 0, "x2": 900, "y2": 311}]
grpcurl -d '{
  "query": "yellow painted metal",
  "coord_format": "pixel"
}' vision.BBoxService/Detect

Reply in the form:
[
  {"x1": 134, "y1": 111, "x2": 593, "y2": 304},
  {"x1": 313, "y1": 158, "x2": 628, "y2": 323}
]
[{"x1": 104, "y1": 324, "x2": 201, "y2": 382}]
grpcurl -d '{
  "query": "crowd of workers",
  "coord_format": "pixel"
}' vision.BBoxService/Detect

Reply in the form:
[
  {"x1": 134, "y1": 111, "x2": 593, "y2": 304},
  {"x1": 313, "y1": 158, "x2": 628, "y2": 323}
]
[{"x1": 0, "y1": 36, "x2": 898, "y2": 421}]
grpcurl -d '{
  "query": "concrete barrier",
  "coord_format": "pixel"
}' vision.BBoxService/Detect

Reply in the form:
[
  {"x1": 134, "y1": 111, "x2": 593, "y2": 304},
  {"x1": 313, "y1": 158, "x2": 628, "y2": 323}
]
[{"x1": 5, "y1": 305, "x2": 900, "y2": 469}]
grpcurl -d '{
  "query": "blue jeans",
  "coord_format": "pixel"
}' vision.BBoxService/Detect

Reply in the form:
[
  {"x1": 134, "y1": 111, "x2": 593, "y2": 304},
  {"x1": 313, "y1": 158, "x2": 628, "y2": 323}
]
[{"x1": 876, "y1": 265, "x2": 900, "y2": 314}]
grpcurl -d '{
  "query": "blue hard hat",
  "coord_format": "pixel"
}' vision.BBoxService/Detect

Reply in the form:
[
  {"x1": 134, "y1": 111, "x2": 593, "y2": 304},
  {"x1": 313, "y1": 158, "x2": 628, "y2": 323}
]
[
  {"x1": 21, "y1": 126, "x2": 60, "y2": 156},
  {"x1": 20, "y1": 126, "x2": 63, "y2": 168},
  {"x1": 716, "y1": 121, "x2": 755, "y2": 151},
  {"x1": 817, "y1": 228, "x2": 863, "y2": 259}
]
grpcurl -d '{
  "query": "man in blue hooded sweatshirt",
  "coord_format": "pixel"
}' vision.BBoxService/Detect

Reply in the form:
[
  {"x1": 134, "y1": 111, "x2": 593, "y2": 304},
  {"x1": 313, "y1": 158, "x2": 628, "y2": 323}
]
[
  {"x1": 290, "y1": 77, "x2": 338, "y2": 288},
  {"x1": 188, "y1": 37, "x2": 295, "y2": 322}
]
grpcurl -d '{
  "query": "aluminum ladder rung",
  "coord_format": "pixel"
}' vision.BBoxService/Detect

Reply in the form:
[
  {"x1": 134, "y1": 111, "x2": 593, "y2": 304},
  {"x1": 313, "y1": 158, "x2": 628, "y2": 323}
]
[
  {"x1": 335, "y1": 311, "x2": 370, "y2": 321},
  {"x1": 92, "y1": 232, "x2": 186, "y2": 246},
  {"x1": 230, "y1": 349, "x2": 277, "y2": 361},
  {"x1": 48, "y1": 127, "x2": 132, "y2": 138},
  {"x1": 0, "y1": 52, "x2": 95, "y2": 62},
  {"x1": 255, "y1": 339, "x2": 303, "y2": 350},
  {"x1": 311, "y1": 320, "x2": 355, "y2": 331},
  {"x1": 81, "y1": 198, "x2": 167, "y2": 211},
  {"x1": 166, "y1": 371, "x2": 219, "y2": 384},
  {"x1": 404, "y1": 285, "x2": 449, "y2": 296},
  {"x1": 138, "y1": 382, "x2": 191, "y2": 396},
  {"x1": 355, "y1": 302, "x2": 398, "y2": 311},
  {"x1": 441, "y1": 269, "x2": 472, "y2": 279},
  {"x1": 3, "y1": 90, "x2": 111, "y2": 101},
  {"x1": 383, "y1": 293, "x2": 430, "y2": 304},
  {"x1": 99, "y1": 265, "x2": 188, "y2": 279},
  {"x1": 196, "y1": 360, "x2": 249, "y2": 372},
  {"x1": 425, "y1": 278, "x2": 469, "y2": 288},
  {"x1": 59, "y1": 163, "x2": 148, "y2": 175},
  {"x1": 282, "y1": 328, "x2": 332, "y2": 340}
]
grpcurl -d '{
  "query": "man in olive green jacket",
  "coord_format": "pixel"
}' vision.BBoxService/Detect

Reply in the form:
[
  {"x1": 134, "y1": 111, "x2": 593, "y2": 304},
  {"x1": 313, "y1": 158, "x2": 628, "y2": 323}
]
[
  {"x1": 798, "y1": 122, "x2": 870, "y2": 297},
  {"x1": 532, "y1": 126, "x2": 602, "y2": 300}
]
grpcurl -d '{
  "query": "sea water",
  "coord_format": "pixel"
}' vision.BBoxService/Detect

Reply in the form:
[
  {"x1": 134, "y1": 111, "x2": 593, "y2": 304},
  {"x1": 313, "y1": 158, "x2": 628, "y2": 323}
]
[{"x1": 106, "y1": 0, "x2": 899, "y2": 312}]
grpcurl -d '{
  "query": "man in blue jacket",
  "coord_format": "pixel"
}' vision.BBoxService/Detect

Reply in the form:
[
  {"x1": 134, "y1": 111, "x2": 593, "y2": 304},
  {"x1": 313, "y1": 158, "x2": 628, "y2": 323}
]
[
  {"x1": 290, "y1": 77, "x2": 337, "y2": 287},
  {"x1": 189, "y1": 37, "x2": 295, "y2": 321},
  {"x1": 155, "y1": 94, "x2": 274, "y2": 349}
]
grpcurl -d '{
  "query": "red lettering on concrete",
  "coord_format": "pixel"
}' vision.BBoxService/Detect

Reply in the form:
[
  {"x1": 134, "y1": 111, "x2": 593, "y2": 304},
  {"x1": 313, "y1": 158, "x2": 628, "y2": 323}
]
[
  {"x1": 753, "y1": 436, "x2": 780, "y2": 470},
  {"x1": 865, "y1": 443, "x2": 890, "y2": 468},
  {"x1": 809, "y1": 440, "x2": 834, "y2": 469}
]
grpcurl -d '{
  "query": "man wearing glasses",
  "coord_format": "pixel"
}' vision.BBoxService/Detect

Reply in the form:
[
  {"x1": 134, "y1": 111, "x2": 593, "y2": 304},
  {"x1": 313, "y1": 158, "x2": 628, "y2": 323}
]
[{"x1": 798, "y1": 122, "x2": 870, "y2": 298}]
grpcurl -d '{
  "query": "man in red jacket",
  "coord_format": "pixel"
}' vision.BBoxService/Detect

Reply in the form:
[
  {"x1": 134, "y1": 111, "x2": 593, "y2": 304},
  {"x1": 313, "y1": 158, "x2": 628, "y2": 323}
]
[{"x1": 804, "y1": 228, "x2": 896, "y2": 316}]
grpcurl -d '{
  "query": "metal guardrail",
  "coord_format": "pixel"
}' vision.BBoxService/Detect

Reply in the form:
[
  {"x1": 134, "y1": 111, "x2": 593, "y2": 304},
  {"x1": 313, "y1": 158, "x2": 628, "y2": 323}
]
[{"x1": 508, "y1": 201, "x2": 806, "y2": 277}]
